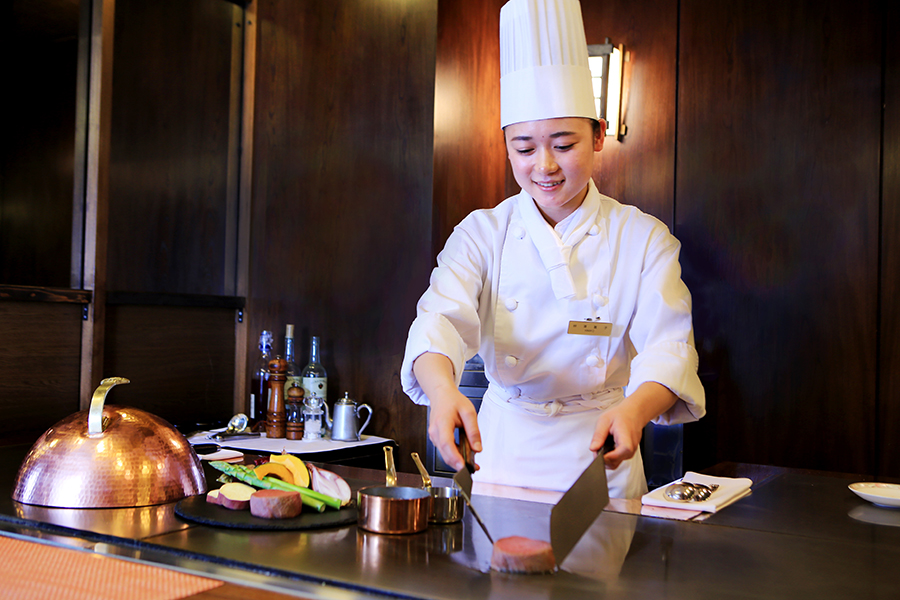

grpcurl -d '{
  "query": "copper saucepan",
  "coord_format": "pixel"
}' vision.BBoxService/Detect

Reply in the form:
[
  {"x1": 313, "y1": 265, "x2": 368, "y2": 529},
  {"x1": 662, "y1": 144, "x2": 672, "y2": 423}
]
[
  {"x1": 12, "y1": 377, "x2": 207, "y2": 508},
  {"x1": 356, "y1": 446, "x2": 430, "y2": 534}
]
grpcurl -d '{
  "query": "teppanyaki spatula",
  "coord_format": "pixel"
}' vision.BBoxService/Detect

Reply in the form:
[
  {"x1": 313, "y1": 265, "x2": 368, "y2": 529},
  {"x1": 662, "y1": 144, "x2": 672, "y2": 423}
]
[{"x1": 549, "y1": 438, "x2": 614, "y2": 566}]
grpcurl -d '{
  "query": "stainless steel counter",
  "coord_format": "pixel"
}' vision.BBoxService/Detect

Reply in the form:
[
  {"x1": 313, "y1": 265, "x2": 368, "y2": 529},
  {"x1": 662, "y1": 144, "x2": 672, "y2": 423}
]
[{"x1": 2, "y1": 444, "x2": 899, "y2": 599}]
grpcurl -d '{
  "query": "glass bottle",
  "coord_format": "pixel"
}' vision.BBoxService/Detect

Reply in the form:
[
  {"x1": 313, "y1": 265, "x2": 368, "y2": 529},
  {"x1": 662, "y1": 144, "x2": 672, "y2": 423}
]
[
  {"x1": 249, "y1": 330, "x2": 274, "y2": 425},
  {"x1": 301, "y1": 335, "x2": 327, "y2": 405},
  {"x1": 284, "y1": 324, "x2": 301, "y2": 390}
]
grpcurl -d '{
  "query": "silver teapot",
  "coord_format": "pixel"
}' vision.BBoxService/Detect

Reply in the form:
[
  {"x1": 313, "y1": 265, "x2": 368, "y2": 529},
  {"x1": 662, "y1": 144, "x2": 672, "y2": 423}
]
[{"x1": 328, "y1": 392, "x2": 373, "y2": 442}]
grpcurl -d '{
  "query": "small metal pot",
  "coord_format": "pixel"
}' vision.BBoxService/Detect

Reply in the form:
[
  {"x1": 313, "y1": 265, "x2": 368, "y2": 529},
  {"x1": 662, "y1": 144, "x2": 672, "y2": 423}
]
[
  {"x1": 356, "y1": 485, "x2": 431, "y2": 534},
  {"x1": 411, "y1": 452, "x2": 464, "y2": 524},
  {"x1": 427, "y1": 485, "x2": 464, "y2": 524}
]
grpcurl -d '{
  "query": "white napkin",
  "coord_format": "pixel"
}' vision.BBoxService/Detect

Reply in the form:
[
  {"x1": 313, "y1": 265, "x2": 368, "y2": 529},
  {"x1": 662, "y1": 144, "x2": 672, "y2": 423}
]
[
  {"x1": 197, "y1": 449, "x2": 244, "y2": 462},
  {"x1": 641, "y1": 472, "x2": 753, "y2": 514}
]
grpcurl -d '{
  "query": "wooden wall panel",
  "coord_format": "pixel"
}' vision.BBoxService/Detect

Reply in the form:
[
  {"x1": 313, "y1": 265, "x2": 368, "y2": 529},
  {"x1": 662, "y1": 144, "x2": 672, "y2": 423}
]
[
  {"x1": 880, "y1": 2, "x2": 900, "y2": 478},
  {"x1": 102, "y1": 304, "x2": 235, "y2": 428},
  {"x1": 432, "y1": 0, "x2": 507, "y2": 253},
  {"x1": 106, "y1": 0, "x2": 239, "y2": 295},
  {"x1": 248, "y1": 0, "x2": 437, "y2": 473},
  {"x1": 676, "y1": 0, "x2": 882, "y2": 474},
  {"x1": 1, "y1": 1, "x2": 79, "y2": 288},
  {"x1": 0, "y1": 302, "x2": 82, "y2": 445},
  {"x1": 582, "y1": 0, "x2": 678, "y2": 228}
]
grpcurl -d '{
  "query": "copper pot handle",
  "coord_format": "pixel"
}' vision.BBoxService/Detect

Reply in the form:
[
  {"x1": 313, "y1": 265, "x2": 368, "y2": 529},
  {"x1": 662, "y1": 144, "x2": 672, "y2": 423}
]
[
  {"x1": 384, "y1": 446, "x2": 397, "y2": 487},
  {"x1": 87, "y1": 377, "x2": 131, "y2": 435}
]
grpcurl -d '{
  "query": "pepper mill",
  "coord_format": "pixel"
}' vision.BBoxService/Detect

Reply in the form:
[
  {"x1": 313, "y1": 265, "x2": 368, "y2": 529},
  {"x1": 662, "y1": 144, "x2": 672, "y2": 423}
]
[
  {"x1": 285, "y1": 383, "x2": 305, "y2": 440},
  {"x1": 266, "y1": 356, "x2": 288, "y2": 439}
]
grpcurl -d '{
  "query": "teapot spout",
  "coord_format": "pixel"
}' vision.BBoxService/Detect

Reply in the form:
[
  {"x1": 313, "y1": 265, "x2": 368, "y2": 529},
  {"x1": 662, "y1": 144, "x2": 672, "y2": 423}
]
[{"x1": 323, "y1": 402, "x2": 332, "y2": 430}]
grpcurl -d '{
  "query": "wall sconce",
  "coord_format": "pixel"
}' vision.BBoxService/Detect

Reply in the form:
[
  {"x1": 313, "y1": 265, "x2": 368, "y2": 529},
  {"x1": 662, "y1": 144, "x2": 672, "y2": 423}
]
[{"x1": 588, "y1": 39, "x2": 626, "y2": 139}]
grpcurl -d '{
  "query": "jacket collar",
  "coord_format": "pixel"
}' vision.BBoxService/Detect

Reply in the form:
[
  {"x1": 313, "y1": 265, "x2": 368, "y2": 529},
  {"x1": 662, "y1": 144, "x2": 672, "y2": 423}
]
[{"x1": 517, "y1": 181, "x2": 601, "y2": 300}]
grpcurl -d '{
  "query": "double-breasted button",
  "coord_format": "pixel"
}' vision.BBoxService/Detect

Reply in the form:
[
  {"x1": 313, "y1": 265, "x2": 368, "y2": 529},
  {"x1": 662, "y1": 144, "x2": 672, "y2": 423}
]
[
  {"x1": 592, "y1": 293, "x2": 609, "y2": 308},
  {"x1": 585, "y1": 354, "x2": 603, "y2": 368},
  {"x1": 512, "y1": 226, "x2": 526, "y2": 239},
  {"x1": 588, "y1": 225, "x2": 600, "y2": 236},
  {"x1": 505, "y1": 355, "x2": 519, "y2": 368},
  {"x1": 504, "y1": 298, "x2": 518, "y2": 311}
]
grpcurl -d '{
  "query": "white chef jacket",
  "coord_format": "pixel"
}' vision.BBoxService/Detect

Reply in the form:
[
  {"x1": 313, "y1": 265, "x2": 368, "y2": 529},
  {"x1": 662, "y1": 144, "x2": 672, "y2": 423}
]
[{"x1": 401, "y1": 181, "x2": 705, "y2": 498}]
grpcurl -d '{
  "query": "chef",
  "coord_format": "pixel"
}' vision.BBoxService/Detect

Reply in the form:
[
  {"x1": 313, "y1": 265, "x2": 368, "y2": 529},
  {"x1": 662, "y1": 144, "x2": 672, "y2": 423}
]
[{"x1": 401, "y1": 0, "x2": 705, "y2": 498}]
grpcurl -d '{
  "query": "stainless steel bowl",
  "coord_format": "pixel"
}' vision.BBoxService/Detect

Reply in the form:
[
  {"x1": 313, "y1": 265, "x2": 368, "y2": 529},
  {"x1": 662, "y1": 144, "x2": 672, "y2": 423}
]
[{"x1": 12, "y1": 378, "x2": 207, "y2": 508}]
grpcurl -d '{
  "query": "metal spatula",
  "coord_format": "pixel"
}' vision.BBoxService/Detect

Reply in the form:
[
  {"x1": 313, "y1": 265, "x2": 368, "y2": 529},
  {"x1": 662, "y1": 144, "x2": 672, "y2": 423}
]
[{"x1": 549, "y1": 439, "x2": 613, "y2": 566}]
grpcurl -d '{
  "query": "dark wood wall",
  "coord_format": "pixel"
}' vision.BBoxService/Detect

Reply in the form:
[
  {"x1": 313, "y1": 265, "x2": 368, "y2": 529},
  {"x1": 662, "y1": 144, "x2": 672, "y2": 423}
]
[
  {"x1": 676, "y1": 0, "x2": 884, "y2": 474},
  {"x1": 1, "y1": 1, "x2": 79, "y2": 288},
  {"x1": 432, "y1": 0, "x2": 508, "y2": 250},
  {"x1": 879, "y1": 1, "x2": 900, "y2": 478},
  {"x1": 1, "y1": 0, "x2": 241, "y2": 441},
  {"x1": 4, "y1": 0, "x2": 899, "y2": 480},
  {"x1": 584, "y1": 0, "x2": 679, "y2": 227},
  {"x1": 433, "y1": 0, "x2": 897, "y2": 478},
  {"x1": 245, "y1": 0, "x2": 438, "y2": 472}
]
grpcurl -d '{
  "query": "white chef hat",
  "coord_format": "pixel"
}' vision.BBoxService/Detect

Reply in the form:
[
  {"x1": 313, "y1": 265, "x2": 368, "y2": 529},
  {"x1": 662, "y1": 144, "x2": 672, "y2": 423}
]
[{"x1": 500, "y1": 0, "x2": 597, "y2": 128}]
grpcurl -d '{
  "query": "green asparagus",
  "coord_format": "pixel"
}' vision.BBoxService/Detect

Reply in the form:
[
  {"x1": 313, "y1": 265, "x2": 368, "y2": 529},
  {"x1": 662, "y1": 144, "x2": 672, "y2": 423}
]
[{"x1": 208, "y1": 461, "x2": 332, "y2": 512}]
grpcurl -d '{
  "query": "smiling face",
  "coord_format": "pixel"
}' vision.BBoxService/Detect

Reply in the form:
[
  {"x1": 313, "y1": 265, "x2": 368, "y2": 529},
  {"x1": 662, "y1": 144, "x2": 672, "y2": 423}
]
[{"x1": 504, "y1": 117, "x2": 605, "y2": 225}]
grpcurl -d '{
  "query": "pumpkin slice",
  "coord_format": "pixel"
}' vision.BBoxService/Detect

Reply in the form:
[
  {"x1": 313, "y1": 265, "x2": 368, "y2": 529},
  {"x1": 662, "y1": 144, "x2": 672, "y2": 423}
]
[
  {"x1": 269, "y1": 453, "x2": 310, "y2": 488},
  {"x1": 254, "y1": 461, "x2": 295, "y2": 485}
]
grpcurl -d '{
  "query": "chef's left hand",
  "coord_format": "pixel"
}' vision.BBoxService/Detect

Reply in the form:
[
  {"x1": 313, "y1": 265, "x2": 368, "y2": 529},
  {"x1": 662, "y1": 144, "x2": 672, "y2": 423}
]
[
  {"x1": 590, "y1": 402, "x2": 644, "y2": 470},
  {"x1": 589, "y1": 382, "x2": 678, "y2": 469}
]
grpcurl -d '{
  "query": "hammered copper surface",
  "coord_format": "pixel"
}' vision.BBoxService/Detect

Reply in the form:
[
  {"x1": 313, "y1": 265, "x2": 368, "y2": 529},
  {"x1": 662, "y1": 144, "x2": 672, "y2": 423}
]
[{"x1": 12, "y1": 405, "x2": 207, "y2": 508}]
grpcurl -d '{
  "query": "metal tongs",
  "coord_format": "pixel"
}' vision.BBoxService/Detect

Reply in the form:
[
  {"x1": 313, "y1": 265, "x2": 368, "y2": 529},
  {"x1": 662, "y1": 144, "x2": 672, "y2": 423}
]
[{"x1": 452, "y1": 429, "x2": 494, "y2": 543}]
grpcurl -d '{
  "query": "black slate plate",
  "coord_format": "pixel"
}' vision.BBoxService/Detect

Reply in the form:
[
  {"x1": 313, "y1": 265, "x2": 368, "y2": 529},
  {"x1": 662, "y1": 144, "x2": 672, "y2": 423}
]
[{"x1": 174, "y1": 494, "x2": 357, "y2": 530}]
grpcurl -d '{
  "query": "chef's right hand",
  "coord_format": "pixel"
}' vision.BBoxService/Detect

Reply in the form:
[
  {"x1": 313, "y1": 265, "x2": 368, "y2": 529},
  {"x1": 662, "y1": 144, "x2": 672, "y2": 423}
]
[
  {"x1": 429, "y1": 388, "x2": 482, "y2": 472},
  {"x1": 413, "y1": 352, "x2": 482, "y2": 472}
]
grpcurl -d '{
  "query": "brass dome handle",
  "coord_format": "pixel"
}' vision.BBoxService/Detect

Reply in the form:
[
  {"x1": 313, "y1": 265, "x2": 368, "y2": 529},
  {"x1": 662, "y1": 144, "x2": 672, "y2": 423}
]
[{"x1": 87, "y1": 377, "x2": 130, "y2": 435}]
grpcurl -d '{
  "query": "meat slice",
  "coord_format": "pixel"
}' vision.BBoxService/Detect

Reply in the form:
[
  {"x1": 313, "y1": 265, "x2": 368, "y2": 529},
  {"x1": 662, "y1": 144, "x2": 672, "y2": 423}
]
[{"x1": 490, "y1": 536, "x2": 557, "y2": 574}]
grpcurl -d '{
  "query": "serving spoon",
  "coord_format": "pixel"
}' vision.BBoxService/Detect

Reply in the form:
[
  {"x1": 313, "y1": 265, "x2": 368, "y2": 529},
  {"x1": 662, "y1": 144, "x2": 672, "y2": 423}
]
[{"x1": 209, "y1": 413, "x2": 260, "y2": 440}]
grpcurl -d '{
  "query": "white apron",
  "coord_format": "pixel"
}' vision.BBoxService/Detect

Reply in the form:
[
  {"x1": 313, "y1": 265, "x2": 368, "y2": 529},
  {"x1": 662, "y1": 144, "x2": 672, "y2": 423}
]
[
  {"x1": 468, "y1": 192, "x2": 648, "y2": 499},
  {"x1": 473, "y1": 384, "x2": 648, "y2": 499}
]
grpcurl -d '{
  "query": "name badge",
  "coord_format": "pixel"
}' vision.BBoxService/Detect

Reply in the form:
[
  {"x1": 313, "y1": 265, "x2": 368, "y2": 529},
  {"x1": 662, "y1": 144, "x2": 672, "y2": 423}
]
[{"x1": 567, "y1": 321, "x2": 612, "y2": 336}]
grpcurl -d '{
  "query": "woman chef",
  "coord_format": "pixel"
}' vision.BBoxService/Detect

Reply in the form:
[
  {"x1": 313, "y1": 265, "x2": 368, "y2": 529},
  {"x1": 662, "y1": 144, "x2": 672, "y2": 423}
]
[{"x1": 401, "y1": 0, "x2": 705, "y2": 499}]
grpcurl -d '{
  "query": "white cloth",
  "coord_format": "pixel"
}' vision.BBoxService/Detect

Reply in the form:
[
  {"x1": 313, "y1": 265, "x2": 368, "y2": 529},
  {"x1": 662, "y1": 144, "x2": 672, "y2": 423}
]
[
  {"x1": 401, "y1": 182, "x2": 705, "y2": 497},
  {"x1": 500, "y1": 0, "x2": 596, "y2": 127},
  {"x1": 641, "y1": 472, "x2": 753, "y2": 513}
]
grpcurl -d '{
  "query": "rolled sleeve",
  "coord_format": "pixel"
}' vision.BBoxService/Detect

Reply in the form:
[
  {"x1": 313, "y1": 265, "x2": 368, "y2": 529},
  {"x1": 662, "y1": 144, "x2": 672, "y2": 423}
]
[
  {"x1": 401, "y1": 223, "x2": 488, "y2": 406},
  {"x1": 400, "y1": 313, "x2": 469, "y2": 405},
  {"x1": 625, "y1": 340, "x2": 705, "y2": 425},
  {"x1": 623, "y1": 225, "x2": 706, "y2": 425}
]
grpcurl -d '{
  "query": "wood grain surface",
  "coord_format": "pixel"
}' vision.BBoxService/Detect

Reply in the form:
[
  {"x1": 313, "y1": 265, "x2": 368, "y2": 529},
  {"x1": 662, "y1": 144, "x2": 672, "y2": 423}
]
[
  {"x1": 1, "y1": 1, "x2": 79, "y2": 288},
  {"x1": 582, "y1": 0, "x2": 679, "y2": 228},
  {"x1": 106, "y1": 0, "x2": 239, "y2": 296},
  {"x1": 0, "y1": 302, "x2": 83, "y2": 445},
  {"x1": 245, "y1": 0, "x2": 437, "y2": 474},
  {"x1": 102, "y1": 304, "x2": 236, "y2": 427},
  {"x1": 675, "y1": 0, "x2": 882, "y2": 474},
  {"x1": 880, "y1": 2, "x2": 900, "y2": 479},
  {"x1": 432, "y1": 0, "x2": 508, "y2": 253}
]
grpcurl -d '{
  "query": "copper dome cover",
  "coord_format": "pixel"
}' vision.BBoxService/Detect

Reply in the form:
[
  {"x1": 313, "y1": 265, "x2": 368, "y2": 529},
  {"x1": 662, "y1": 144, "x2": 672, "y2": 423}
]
[{"x1": 12, "y1": 378, "x2": 207, "y2": 509}]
